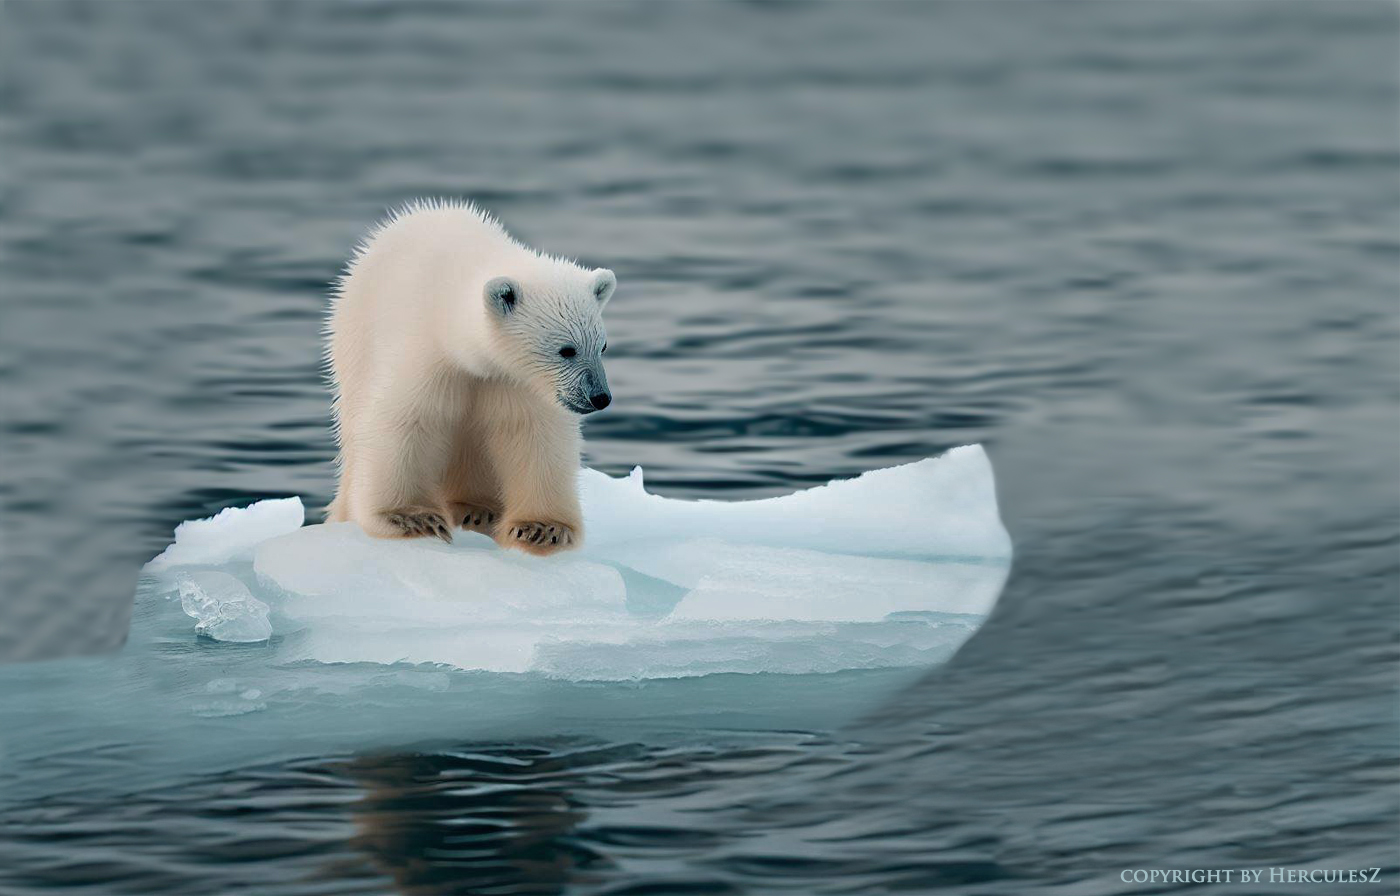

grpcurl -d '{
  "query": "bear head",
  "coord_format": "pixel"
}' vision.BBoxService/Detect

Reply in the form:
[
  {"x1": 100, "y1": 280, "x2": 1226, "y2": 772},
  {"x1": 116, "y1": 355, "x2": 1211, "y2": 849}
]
[{"x1": 483, "y1": 265, "x2": 615, "y2": 415}]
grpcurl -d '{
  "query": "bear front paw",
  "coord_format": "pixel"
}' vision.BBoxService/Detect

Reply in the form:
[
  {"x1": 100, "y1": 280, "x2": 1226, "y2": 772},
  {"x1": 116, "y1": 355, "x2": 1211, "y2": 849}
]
[
  {"x1": 381, "y1": 507, "x2": 453, "y2": 543},
  {"x1": 499, "y1": 520, "x2": 576, "y2": 556}
]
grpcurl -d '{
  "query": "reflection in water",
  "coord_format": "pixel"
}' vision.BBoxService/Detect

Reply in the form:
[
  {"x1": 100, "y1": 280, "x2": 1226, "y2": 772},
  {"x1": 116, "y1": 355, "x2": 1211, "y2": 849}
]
[
  {"x1": 345, "y1": 748, "x2": 602, "y2": 896},
  {"x1": 0, "y1": 736, "x2": 850, "y2": 893}
]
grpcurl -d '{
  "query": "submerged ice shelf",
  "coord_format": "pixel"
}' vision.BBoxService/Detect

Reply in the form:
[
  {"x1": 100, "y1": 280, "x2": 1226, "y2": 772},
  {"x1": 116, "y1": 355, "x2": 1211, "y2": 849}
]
[
  {"x1": 154, "y1": 445, "x2": 1012, "y2": 679},
  {"x1": 0, "y1": 447, "x2": 1011, "y2": 802}
]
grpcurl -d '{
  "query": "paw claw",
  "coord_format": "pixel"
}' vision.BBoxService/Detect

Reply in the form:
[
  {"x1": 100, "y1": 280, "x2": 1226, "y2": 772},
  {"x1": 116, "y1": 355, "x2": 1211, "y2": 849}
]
[
  {"x1": 453, "y1": 502, "x2": 503, "y2": 533},
  {"x1": 383, "y1": 508, "x2": 452, "y2": 542},
  {"x1": 500, "y1": 520, "x2": 576, "y2": 555}
]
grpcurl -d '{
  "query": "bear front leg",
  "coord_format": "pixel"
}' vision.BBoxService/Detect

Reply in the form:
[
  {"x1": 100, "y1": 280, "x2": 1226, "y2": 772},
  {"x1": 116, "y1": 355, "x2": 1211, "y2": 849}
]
[{"x1": 487, "y1": 405, "x2": 583, "y2": 557}]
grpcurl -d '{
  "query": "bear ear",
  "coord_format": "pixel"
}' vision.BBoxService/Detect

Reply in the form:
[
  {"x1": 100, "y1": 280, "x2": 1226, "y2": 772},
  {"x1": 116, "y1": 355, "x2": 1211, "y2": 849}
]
[
  {"x1": 591, "y1": 269, "x2": 616, "y2": 308},
  {"x1": 484, "y1": 276, "x2": 519, "y2": 316}
]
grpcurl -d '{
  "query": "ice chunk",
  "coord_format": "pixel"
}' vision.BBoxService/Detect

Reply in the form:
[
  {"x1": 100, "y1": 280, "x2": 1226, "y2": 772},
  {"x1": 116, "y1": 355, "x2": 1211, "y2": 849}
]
[
  {"x1": 147, "y1": 497, "x2": 303, "y2": 571},
  {"x1": 175, "y1": 570, "x2": 272, "y2": 643},
  {"x1": 144, "y1": 446, "x2": 1011, "y2": 678}
]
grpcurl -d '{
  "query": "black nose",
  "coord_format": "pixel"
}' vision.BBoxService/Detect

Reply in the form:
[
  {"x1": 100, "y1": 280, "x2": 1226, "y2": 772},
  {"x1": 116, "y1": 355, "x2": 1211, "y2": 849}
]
[{"x1": 589, "y1": 392, "x2": 611, "y2": 411}]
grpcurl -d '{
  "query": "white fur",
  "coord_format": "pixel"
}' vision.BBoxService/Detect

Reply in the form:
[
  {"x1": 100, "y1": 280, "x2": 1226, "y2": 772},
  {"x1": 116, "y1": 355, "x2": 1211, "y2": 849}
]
[{"x1": 325, "y1": 199, "x2": 614, "y2": 554}]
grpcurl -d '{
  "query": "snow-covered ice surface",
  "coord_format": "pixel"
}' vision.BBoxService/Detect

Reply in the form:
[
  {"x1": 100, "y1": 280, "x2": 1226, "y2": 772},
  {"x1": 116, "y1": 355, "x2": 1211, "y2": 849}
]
[
  {"x1": 0, "y1": 447, "x2": 1010, "y2": 801},
  {"x1": 146, "y1": 496, "x2": 303, "y2": 572}
]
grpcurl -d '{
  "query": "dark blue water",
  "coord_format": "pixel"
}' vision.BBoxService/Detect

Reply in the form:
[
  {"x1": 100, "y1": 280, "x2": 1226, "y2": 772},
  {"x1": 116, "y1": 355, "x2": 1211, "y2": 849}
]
[{"x1": 1, "y1": 2, "x2": 1397, "y2": 893}]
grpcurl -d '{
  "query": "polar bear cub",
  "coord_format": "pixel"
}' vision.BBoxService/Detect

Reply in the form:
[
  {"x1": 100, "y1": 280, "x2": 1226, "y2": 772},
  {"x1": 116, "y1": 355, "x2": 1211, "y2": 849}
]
[{"x1": 325, "y1": 200, "x2": 615, "y2": 555}]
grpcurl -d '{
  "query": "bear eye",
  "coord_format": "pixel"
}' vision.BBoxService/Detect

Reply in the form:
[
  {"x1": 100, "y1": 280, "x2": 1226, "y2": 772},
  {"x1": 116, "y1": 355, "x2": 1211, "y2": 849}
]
[
  {"x1": 559, "y1": 346, "x2": 576, "y2": 358},
  {"x1": 601, "y1": 343, "x2": 608, "y2": 354}
]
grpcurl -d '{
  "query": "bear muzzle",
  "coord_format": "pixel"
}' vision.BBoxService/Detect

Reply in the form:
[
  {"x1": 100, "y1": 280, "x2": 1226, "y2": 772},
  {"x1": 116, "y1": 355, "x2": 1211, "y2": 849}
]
[
  {"x1": 562, "y1": 368, "x2": 611, "y2": 415},
  {"x1": 563, "y1": 391, "x2": 611, "y2": 415}
]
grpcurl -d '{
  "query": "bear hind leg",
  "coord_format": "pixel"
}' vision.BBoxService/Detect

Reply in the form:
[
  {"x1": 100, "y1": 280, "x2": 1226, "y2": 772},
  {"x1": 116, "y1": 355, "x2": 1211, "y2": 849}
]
[
  {"x1": 443, "y1": 419, "x2": 504, "y2": 535},
  {"x1": 448, "y1": 500, "x2": 501, "y2": 534}
]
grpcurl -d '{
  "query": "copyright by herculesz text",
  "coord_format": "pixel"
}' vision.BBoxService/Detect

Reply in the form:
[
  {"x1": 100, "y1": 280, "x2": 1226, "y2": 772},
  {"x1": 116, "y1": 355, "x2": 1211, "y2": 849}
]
[{"x1": 1120, "y1": 869, "x2": 1382, "y2": 885}]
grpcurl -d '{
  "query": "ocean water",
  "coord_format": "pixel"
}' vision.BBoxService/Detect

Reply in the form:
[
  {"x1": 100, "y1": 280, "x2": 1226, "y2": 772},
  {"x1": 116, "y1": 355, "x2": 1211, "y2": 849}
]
[{"x1": 0, "y1": 2, "x2": 1396, "y2": 894}]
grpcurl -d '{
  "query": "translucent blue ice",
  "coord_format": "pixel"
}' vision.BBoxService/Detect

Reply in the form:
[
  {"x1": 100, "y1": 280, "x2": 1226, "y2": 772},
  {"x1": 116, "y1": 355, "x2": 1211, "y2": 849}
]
[{"x1": 176, "y1": 571, "x2": 272, "y2": 643}]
